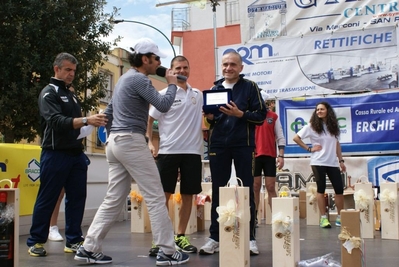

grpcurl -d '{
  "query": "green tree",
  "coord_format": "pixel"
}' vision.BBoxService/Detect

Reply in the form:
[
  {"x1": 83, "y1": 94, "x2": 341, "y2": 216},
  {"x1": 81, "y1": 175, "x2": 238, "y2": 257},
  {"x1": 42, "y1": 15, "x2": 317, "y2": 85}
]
[{"x1": 0, "y1": 0, "x2": 120, "y2": 143}]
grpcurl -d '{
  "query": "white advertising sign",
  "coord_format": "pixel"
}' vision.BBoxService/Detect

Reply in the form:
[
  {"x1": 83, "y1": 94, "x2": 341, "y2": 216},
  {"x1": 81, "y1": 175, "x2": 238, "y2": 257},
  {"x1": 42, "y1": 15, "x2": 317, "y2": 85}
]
[
  {"x1": 240, "y1": 0, "x2": 399, "y2": 43},
  {"x1": 220, "y1": 26, "x2": 398, "y2": 98}
]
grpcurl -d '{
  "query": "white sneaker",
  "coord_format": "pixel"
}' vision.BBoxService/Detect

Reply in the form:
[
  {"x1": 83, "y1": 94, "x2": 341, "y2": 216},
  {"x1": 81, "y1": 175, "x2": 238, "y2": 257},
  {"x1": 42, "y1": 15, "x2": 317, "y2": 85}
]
[
  {"x1": 48, "y1": 225, "x2": 64, "y2": 241},
  {"x1": 199, "y1": 238, "x2": 219, "y2": 255},
  {"x1": 250, "y1": 240, "x2": 259, "y2": 255}
]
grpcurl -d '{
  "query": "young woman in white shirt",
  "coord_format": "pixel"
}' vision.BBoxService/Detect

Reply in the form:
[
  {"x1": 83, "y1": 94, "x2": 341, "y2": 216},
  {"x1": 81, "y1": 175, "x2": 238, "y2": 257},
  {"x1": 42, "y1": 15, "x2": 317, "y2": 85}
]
[{"x1": 293, "y1": 101, "x2": 346, "y2": 228}]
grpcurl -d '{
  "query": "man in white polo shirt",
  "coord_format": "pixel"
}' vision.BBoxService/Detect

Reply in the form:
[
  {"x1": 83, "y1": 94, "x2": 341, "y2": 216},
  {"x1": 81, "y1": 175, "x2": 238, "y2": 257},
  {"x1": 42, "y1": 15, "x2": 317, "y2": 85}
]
[{"x1": 147, "y1": 55, "x2": 203, "y2": 256}]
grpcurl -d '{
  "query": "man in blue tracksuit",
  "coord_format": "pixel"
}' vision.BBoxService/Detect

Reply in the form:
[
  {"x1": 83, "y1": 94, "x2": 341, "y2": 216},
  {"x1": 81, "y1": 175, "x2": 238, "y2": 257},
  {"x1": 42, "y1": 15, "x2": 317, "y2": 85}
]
[
  {"x1": 200, "y1": 51, "x2": 267, "y2": 256},
  {"x1": 27, "y1": 52, "x2": 107, "y2": 257}
]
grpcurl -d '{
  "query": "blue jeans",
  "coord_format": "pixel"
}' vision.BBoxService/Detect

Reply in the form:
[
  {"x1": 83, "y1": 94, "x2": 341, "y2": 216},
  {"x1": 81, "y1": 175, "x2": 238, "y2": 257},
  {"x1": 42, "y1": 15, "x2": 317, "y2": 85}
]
[{"x1": 27, "y1": 149, "x2": 87, "y2": 246}]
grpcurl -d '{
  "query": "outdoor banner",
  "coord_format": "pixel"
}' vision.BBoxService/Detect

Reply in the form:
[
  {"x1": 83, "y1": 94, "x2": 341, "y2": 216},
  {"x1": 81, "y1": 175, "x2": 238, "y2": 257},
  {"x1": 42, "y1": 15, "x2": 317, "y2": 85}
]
[
  {"x1": 220, "y1": 25, "x2": 399, "y2": 99},
  {"x1": 0, "y1": 144, "x2": 41, "y2": 215},
  {"x1": 279, "y1": 90, "x2": 399, "y2": 156},
  {"x1": 240, "y1": 0, "x2": 399, "y2": 43},
  {"x1": 281, "y1": 156, "x2": 399, "y2": 189}
]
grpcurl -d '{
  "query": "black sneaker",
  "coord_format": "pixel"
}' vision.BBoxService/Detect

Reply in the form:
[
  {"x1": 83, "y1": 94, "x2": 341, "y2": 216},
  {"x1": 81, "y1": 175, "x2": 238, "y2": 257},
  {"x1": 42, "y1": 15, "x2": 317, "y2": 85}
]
[
  {"x1": 175, "y1": 235, "x2": 197, "y2": 253},
  {"x1": 28, "y1": 243, "x2": 47, "y2": 257},
  {"x1": 156, "y1": 250, "x2": 189, "y2": 266},
  {"x1": 64, "y1": 240, "x2": 84, "y2": 253},
  {"x1": 74, "y1": 246, "x2": 112, "y2": 264},
  {"x1": 149, "y1": 241, "x2": 160, "y2": 257}
]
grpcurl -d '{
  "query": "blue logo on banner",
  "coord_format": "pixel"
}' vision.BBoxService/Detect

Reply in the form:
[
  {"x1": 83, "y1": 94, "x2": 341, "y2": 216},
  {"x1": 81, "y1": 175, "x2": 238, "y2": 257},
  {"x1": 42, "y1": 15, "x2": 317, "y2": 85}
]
[
  {"x1": 367, "y1": 156, "x2": 399, "y2": 186},
  {"x1": 98, "y1": 126, "x2": 107, "y2": 144},
  {"x1": 0, "y1": 162, "x2": 6, "y2": 173},
  {"x1": 222, "y1": 43, "x2": 274, "y2": 65}
]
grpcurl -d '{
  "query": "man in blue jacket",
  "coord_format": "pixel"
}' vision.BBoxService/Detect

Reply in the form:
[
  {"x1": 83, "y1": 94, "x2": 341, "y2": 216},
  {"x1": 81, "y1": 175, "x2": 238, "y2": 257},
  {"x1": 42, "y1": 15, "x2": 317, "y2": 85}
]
[
  {"x1": 200, "y1": 51, "x2": 267, "y2": 256},
  {"x1": 28, "y1": 52, "x2": 108, "y2": 257}
]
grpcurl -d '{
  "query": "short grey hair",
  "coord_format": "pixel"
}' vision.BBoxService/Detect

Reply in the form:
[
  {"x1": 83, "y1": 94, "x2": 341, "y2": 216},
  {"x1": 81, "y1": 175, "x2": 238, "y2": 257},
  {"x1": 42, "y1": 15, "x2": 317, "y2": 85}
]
[{"x1": 53, "y1": 52, "x2": 78, "y2": 68}]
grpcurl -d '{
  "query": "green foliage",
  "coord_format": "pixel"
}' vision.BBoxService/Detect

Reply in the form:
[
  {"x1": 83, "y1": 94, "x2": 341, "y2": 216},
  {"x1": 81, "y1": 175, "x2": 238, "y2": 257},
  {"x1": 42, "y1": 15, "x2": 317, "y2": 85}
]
[{"x1": 0, "y1": 0, "x2": 120, "y2": 143}]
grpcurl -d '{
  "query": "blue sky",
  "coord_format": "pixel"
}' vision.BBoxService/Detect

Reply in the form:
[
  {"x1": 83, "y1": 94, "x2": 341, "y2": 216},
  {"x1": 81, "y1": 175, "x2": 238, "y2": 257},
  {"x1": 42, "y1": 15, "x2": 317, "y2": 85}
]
[{"x1": 104, "y1": 0, "x2": 181, "y2": 67}]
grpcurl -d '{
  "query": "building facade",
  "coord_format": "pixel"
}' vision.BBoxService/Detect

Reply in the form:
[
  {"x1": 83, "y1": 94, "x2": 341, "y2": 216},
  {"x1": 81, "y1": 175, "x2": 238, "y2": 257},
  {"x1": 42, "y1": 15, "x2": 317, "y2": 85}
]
[{"x1": 170, "y1": 0, "x2": 241, "y2": 90}]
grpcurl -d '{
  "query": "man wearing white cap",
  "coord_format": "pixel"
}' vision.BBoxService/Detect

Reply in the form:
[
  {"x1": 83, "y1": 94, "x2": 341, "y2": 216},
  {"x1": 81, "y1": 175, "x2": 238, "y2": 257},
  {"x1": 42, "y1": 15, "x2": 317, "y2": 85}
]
[{"x1": 74, "y1": 38, "x2": 190, "y2": 265}]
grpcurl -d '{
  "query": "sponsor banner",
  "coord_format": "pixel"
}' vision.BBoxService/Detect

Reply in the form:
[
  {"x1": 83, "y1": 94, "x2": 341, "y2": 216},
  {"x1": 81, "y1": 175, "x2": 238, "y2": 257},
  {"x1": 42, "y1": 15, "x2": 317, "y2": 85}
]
[
  {"x1": 0, "y1": 144, "x2": 41, "y2": 215},
  {"x1": 281, "y1": 155, "x2": 399, "y2": 189},
  {"x1": 367, "y1": 156, "x2": 399, "y2": 186},
  {"x1": 220, "y1": 26, "x2": 399, "y2": 98},
  {"x1": 240, "y1": 0, "x2": 399, "y2": 43},
  {"x1": 279, "y1": 91, "x2": 399, "y2": 156}
]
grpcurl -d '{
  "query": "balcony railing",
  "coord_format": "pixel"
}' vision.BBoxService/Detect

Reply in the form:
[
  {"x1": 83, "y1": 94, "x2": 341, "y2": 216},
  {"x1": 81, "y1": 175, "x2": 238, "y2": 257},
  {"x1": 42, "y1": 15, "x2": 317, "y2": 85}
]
[{"x1": 172, "y1": 7, "x2": 191, "y2": 31}]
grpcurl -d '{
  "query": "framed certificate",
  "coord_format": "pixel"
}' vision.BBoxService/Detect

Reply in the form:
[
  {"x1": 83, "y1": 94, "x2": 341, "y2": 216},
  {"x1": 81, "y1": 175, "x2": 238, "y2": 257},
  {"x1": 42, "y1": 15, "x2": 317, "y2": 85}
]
[{"x1": 202, "y1": 89, "x2": 232, "y2": 114}]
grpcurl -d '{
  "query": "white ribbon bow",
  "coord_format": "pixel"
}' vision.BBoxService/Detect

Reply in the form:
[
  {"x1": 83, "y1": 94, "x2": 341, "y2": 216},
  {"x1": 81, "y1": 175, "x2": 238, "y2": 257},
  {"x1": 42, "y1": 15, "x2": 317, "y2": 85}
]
[
  {"x1": 380, "y1": 189, "x2": 397, "y2": 203},
  {"x1": 271, "y1": 212, "x2": 293, "y2": 234},
  {"x1": 306, "y1": 186, "x2": 317, "y2": 204},
  {"x1": 354, "y1": 189, "x2": 372, "y2": 211},
  {"x1": 216, "y1": 199, "x2": 241, "y2": 227},
  {"x1": 338, "y1": 227, "x2": 362, "y2": 254}
]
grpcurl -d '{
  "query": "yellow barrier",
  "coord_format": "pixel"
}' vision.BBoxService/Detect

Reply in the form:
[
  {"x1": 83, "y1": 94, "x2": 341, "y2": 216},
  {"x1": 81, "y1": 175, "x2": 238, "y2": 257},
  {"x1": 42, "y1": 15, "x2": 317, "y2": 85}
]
[{"x1": 0, "y1": 144, "x2": 41, "y2": 215}]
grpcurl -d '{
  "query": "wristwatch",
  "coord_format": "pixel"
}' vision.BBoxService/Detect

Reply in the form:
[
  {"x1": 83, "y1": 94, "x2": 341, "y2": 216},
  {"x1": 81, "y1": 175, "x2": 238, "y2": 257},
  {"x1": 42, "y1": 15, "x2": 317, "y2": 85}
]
[{"x1": 82, "y1": 117, "x2": 88, "y2": 126}]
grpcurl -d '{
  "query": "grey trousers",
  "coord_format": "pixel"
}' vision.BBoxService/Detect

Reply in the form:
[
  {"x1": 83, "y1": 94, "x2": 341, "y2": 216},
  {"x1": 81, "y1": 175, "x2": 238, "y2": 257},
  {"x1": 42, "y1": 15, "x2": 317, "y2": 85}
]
[{"x1": 83, "y1": 132, "x2": 175, "y2": 254}]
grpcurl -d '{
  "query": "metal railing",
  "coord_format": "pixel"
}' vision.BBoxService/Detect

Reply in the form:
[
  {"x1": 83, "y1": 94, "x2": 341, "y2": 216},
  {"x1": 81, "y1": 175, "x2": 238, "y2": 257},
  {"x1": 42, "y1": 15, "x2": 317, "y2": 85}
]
[{"x1": 172, "y1": 7, "x2": 191, "y2": 31}]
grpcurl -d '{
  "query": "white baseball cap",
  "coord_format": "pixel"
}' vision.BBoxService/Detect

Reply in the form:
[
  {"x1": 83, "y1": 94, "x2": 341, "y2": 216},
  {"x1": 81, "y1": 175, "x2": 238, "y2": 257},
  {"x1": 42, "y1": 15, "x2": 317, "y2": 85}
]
[{"x1": 133, "y1": 38, "x2": 167, "y2": 58}]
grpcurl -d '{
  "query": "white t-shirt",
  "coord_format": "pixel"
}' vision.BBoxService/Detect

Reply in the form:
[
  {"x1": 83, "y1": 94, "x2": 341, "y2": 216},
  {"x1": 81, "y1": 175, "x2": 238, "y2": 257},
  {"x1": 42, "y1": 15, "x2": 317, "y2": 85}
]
[
  {"x1": 222, "y1": 81, "x2": 236, "y2": 89},
  {"x1": 297, "y1": 123, "x2": 339, "y2": 167},
  {"x1": 149, "y1": 84, "x2": 203, "y2": 155}
]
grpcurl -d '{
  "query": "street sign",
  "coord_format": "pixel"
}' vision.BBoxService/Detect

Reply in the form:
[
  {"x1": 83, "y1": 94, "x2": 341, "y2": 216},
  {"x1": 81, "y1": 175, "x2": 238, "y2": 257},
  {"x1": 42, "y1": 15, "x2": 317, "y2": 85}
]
[{"x1": 98, "y1": 126, "x2": 107, "y2": 144}]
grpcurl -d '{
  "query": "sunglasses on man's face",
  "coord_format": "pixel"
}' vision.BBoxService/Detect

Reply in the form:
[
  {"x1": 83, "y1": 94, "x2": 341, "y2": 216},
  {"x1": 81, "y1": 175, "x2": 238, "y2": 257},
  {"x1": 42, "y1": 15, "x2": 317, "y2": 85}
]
[{"x1": 150, "y1": 54, "x2": 160, "y2": 61}]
